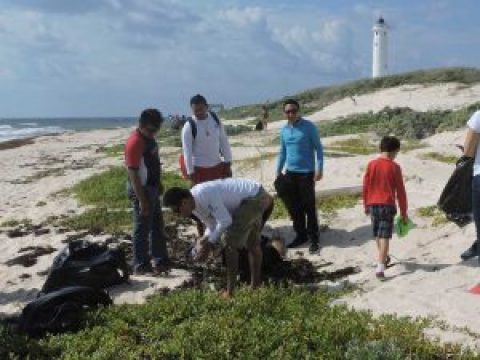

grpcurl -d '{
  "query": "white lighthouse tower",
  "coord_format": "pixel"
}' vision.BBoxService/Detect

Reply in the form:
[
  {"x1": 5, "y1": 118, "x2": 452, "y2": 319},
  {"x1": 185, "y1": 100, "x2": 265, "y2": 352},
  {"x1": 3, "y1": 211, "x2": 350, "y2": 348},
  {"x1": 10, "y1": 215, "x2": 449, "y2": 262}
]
[{"x1": 372, "y1": 17, "x2": 388, "y2": 78}]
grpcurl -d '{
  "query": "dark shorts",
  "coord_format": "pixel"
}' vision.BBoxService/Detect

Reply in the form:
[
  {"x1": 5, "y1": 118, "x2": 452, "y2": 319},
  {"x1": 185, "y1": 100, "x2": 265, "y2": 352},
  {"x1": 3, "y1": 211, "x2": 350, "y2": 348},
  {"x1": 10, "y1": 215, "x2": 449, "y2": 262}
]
[{"x1": 369, "y1": 205, "x2": 397, "y2": 239}]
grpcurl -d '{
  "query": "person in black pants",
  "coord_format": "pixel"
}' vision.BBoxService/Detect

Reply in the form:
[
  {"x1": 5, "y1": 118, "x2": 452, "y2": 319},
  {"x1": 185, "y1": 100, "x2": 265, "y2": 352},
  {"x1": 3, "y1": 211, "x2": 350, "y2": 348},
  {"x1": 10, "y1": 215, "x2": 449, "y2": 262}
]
[
  {"x1": 275, "y1": 99, "x2": 324, "y2": 254},
  {"x1": 460, "y1": 110, "x2": 480, "y2": 261},
  {"x1": 279, "y1": 172, "x2": 319, "y2": 248}
]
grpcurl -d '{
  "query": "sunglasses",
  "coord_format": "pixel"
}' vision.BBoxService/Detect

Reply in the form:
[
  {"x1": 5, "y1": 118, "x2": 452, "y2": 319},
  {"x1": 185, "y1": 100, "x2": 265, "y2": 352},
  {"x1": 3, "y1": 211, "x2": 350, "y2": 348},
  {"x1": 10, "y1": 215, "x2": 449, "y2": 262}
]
[{"x1": 284, "y1": 109, "x2": 298, "y2": 114}]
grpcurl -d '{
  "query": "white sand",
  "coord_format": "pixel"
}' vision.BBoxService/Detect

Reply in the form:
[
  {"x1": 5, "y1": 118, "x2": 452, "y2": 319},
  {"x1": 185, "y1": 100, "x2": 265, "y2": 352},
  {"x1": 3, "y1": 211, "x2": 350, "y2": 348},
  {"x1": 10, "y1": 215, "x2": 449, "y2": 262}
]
[{"x1": 1, "y1": 83, "x2": 480, "y2": 348}]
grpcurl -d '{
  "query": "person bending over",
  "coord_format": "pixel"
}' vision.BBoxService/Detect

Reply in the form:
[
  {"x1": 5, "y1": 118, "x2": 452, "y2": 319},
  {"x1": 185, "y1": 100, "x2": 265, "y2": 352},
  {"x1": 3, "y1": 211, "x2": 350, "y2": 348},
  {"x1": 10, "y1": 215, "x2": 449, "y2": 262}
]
[{"x1": 164, "y1": 178, "x2": 274, "y2": 298}]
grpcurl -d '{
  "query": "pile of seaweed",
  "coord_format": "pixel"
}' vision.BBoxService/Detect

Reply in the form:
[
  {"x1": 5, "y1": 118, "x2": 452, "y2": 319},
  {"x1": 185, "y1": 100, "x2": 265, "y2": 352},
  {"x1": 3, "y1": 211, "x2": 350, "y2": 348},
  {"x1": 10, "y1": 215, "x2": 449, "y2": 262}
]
[{"x1": 118, "y1": 220, "x2": 359, "y2": 290}]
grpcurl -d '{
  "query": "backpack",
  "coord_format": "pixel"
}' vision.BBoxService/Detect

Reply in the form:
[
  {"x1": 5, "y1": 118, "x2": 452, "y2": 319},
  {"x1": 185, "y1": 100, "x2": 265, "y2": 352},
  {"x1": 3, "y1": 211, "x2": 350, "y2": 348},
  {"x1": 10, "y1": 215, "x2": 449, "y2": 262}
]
[
  {"x1": 16, "y1": 286, "x2": 112, "y2": 336},
  {"x1": 187, "y1": 111, "x2": 221, "y2": 139},
  {"x1": 41, "y1": 240, "x2": 129, "y2": 294},
  {"x1": 179, "y1": 111, "x2": 223, "y2": 179}
]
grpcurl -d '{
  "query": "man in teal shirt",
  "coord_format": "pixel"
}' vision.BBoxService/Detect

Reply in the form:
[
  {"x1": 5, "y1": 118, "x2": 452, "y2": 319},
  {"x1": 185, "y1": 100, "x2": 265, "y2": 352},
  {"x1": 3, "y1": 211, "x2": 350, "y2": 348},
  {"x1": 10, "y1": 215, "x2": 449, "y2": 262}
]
[{"x1": 276, "y1": 99, "x2": 324, "y2": 253}]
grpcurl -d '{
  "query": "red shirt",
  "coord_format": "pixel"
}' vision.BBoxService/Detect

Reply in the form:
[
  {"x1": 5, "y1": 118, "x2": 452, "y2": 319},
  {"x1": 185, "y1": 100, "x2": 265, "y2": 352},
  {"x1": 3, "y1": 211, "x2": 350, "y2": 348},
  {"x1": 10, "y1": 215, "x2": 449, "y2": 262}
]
[
  {"x1": 363, "y1": 156, "x2": 407, "y2": 217},
  {"x1": 124, "y1": 129, "x2": 160, "y2": 187}
]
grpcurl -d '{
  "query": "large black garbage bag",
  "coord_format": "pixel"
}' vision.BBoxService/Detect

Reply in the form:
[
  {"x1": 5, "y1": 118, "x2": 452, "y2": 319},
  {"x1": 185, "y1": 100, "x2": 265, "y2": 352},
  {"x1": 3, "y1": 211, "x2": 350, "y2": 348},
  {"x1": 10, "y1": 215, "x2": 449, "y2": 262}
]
[
  {"x1": 16, "y1": 286, "x2": 112, "y2": 337},
  {"x1": 438, "y1": 157, "x2": 474, "y2": 227},
  {"x1": 41, "y1": 239, "x2": 129, "y2": 294}
]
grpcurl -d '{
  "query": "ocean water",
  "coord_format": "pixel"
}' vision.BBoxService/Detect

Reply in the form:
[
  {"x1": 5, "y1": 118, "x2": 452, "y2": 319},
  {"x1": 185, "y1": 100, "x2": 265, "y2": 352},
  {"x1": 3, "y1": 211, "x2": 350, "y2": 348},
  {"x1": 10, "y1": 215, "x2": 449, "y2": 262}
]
[{"x1": 0, "y1": 117, "x2": 137, "y2": 143}]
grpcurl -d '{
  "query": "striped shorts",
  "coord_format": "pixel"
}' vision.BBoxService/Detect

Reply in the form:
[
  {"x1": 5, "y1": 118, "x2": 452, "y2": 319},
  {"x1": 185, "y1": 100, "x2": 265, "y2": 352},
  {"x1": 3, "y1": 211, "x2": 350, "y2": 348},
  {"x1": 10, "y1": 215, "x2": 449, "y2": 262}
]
[{"x1": 369, "y1": 205, "x2": 397, "y2": 239}]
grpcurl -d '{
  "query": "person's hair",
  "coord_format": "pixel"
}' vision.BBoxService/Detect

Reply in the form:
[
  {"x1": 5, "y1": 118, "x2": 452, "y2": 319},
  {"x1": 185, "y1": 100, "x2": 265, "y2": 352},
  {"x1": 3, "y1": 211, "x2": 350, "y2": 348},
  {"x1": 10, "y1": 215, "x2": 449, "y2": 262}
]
[
  {"x1": 190, "y1": 94, "x2": 208, "y2": 106},
  {"x1": 283, "y1": 99, "x2": 300, "y2": 111},
  {"x1": 139, "y1": 108, "x2": 163, "y2": 129},
  {"x1": 163, "y1": 187, "x2": 192, "y2": 208},
  {"x1": 380, "y1": 136, "x2": 401, "y2": 153}
]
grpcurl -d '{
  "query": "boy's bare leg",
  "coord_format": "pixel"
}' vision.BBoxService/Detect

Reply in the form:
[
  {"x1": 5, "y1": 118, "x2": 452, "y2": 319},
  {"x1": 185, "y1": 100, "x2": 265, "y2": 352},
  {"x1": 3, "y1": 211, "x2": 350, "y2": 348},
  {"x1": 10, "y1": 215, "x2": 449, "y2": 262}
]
[
  {"x1": 378, "y1": 238, "x2": 389, "y2": 265},
  {"x1": 248, "y1": 240, "x2": 262, "y2": 290},
  {"x1": 224, "y1": 245, "x2": 239, "y2": 297}
]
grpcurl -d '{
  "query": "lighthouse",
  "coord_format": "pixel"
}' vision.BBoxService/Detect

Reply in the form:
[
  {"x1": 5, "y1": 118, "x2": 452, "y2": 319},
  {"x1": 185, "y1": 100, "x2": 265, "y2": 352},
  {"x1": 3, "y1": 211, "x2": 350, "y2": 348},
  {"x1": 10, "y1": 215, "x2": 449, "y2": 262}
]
[{"x1": 372, "y1": 17, "x2": 388, "y2": 78}]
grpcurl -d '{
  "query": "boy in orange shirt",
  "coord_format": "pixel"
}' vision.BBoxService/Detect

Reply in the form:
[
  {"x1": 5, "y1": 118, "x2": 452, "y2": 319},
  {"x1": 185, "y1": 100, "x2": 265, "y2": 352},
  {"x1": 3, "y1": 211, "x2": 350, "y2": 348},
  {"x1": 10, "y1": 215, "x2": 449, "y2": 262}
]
[{"x1": 363, "y1": 136, "x2": 408, "y2": 279}]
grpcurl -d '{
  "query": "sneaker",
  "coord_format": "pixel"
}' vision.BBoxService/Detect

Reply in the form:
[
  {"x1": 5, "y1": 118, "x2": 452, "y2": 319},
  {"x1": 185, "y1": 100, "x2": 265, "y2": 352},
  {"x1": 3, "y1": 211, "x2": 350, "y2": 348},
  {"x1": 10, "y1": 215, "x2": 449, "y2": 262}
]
[
  {"x1": 309, "y1": 241, "x2": 319, "y2": 254},
  {"x1": 375, "y1": 271, "x2": 386, "y2": 280},
  {"x1": 287, "y1": 236, "x2": 308, "y2": 249},
  {"x1": 461, "y1": 241, "x2": 478, "y2": 261},
  {"x1": 134, "y1": 264, "x2": 154, "y2": 275}
]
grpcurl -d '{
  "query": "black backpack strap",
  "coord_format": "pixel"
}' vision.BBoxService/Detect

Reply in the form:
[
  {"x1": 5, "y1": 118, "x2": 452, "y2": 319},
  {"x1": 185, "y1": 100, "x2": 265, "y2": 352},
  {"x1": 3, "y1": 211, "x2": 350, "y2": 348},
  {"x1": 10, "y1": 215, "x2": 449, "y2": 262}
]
[
  {"x1": 187, "y1": 117, "x2": 197, "y2": 139},
  {"x1": 188, "y1": 112, "x2": 221, "y2": 140},
  {"x1": 209, "y1": 111, "x2": 221, "y2": 126}
]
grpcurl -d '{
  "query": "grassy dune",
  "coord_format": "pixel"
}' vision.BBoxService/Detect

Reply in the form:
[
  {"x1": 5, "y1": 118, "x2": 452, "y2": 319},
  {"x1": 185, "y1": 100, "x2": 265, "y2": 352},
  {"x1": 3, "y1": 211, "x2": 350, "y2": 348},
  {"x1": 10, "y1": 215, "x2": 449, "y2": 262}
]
[{"x1": 220, "y1": 67, "x2": 480, "y2": 122}]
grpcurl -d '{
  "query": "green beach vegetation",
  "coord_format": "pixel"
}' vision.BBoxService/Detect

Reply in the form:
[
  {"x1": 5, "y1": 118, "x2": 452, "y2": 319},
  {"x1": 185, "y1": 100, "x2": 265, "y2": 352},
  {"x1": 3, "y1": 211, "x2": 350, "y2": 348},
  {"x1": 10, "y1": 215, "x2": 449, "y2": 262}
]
[
  {"x1": 270, "y1": 192, "x2": 361, "y2": 222},
  {"x1": 98, "y1": 143, "x2": 124, "y2": 157},
  {"x1": 326, "y1": 137, "x2": 377, "y2": 155},
  {"x1": 0, "y1": 218, "x2": 33, "y2": 228},
  {"x1": 324, "y1": 137, "x2": 425, "y2": 156},
  {"x1": 416, "y1": 205, "x2": 449, "y2": 227},
  {"x1": 420, "y1": 152, "x2": 458, "y2": 164},
  {"x1": 1, "y1": 287, "x2": 476, "y2": 359},
  {"x1": 319, "y1": 102, "x2": 480, "y2": 139},
  {"x1": 220, "y1": 67, "x2": 480, "y2": 122},
  {"x1": 268, "y1": 102, "x2": 480, "y2": 148},
  {"x1": 50, "y1": 166, "x2": 188, "y2": 233}
]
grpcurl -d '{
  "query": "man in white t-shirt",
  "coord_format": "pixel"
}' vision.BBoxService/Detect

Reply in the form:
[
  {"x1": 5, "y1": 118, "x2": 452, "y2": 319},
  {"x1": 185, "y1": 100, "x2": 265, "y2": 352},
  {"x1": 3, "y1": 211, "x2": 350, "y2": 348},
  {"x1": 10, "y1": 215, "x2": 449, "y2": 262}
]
[
  {"x1": 460, "y1": 110, "x2": 480, "y2": 261},
  {"x1": 180, "y1": 94, "x2": 232, "y2": 187},
  {"x1": 163, "y1": 178, "x2": 274, "y2": 298}
]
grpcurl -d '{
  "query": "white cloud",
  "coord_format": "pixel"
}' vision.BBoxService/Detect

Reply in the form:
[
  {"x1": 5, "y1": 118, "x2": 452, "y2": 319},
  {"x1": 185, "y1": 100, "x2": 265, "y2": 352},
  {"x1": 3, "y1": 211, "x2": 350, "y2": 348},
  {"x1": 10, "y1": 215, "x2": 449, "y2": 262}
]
[
  {"x1": 0, "y1": 0, "x2": 475, "y2": 117},
  {"x1": 218, "y1": 7, "x2": 264, "y2": 27}
]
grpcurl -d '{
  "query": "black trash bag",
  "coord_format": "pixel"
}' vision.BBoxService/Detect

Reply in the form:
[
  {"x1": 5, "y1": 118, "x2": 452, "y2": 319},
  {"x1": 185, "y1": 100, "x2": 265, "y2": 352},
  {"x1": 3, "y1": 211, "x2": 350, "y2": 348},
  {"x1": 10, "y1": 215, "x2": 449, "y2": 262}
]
[
  {"x1": 227, "y1": 236, "x2": 284, "y2": 282},
  {"x1": 41, "y1": 240, "x2": 129, "y2": 294},
  {"x1": 255, "y1": 120, "x2": 264, "y2": 131},
  {"x1": 16, "y1": 286, "x2": 112, "y2": 337},
  {"x1": 438, "y1": 156, "x2": 474, "y2": 227}
]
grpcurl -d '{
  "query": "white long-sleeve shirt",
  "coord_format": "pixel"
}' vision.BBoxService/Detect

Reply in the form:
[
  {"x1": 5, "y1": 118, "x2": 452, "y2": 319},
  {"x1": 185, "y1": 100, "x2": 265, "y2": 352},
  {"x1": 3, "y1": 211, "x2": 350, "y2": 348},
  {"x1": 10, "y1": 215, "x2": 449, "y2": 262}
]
[
  {"x1": 191, "y1": 178, "x2": 261, "y2": 244},
  {"x1": 181, "y1": 113, "x2": 232, "y2": 175}
]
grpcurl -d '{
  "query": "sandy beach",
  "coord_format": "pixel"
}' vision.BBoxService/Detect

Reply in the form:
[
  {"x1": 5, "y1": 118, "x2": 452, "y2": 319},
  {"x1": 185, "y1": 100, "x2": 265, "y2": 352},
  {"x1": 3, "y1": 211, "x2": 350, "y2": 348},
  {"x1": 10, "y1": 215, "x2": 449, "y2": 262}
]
[{"x1": 2, "y1": 82, "x2": 480, "y2": 349}]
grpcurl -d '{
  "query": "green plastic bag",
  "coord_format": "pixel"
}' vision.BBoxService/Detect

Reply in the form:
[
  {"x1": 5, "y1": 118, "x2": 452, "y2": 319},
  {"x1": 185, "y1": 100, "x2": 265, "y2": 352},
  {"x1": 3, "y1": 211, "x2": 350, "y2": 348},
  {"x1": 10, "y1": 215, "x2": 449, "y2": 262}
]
[{"x1": 395, "y1": 216, "x2": 414, "y2": 237}]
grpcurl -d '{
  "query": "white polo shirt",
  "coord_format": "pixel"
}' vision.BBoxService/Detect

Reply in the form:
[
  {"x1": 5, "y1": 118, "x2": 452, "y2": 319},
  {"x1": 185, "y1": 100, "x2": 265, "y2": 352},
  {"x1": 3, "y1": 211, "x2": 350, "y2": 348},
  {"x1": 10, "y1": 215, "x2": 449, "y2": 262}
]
[{"x1": 191, "y1": 178, "x2": 261, "y2": 243}]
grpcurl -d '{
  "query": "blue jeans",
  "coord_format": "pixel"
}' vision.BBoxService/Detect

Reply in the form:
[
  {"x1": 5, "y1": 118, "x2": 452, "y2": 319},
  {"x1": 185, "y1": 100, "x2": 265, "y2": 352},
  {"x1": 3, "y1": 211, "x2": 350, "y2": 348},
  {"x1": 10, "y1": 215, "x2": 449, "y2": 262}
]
[
  {"x1": 473, "y1": 175, "x2": 480, "y2": 247},
  {"x1": 129, "y1": 185, "x2": 168, "y2": 270}
]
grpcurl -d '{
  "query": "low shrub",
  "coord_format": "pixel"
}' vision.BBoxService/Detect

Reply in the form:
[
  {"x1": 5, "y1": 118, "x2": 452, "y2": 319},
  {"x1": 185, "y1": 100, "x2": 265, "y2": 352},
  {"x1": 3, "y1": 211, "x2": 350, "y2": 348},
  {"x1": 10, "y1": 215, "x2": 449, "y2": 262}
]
[
  {"x1": 60, "y1": 168, "x2": 187, "y2": 233},
  {"x1": 72, "y1": 166, "x2": 129, "y2": 209},
  {"x1": 0, "y1": 218, "x2": 32, "y2": 228},
  {"x1": 0, "y1": 287, "x2": 474, "y2": 359},
  {"x1": 326, "y1": 137, "x2": 377, "y2": 155},
  {"x1": 98, "y1": 143, "x2": 124, "y2": 157},
  {"x1": 319, "y1": 193, "x2": 362, "y2": 219},
  {"x1": 416, "y1": 205, "x2": 449, "y2": 226},
  {"x1": 318, "y1": 102, "x2": 480, "y2": 140},
  {"x1": 420, "y1": 152, "x2": 458, "y2": 164},
  {"x1": 220, "y1": 67, "x2": 480, "y2": 122},
  {"x1": 271, "y1": 192, "x2": 361, "y2": 221}
]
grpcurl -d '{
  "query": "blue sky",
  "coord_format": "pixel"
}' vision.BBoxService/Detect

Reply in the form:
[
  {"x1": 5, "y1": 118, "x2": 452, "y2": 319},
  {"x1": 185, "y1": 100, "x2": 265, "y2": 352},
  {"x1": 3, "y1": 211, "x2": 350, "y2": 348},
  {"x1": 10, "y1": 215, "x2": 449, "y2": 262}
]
[{"x1": 0, "y1": 0, "x2": 478, "y2": 117}]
